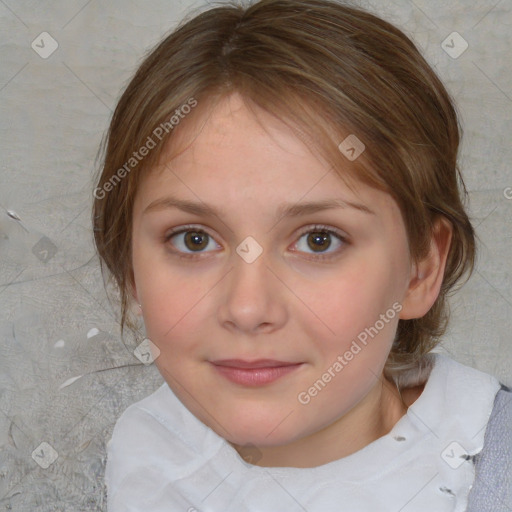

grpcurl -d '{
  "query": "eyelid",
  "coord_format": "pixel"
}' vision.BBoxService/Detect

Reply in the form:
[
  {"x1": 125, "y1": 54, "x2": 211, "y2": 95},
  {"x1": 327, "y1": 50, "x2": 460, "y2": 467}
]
[
  {"x1": 165, "y1": 224, "x2": 215, "y2": 239},
  {"x1": 164, "y1": 223, "x2": 220, "y2": 246},
  {"x1": 295, "y1": 224, "x2": 348, "y2": 241}
]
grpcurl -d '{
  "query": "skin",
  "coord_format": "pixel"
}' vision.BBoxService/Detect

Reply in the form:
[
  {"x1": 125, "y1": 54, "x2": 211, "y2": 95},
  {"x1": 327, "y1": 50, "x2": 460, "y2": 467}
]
[{"x1": 130, "y1": 92, "x2": 452, "y2": 468}]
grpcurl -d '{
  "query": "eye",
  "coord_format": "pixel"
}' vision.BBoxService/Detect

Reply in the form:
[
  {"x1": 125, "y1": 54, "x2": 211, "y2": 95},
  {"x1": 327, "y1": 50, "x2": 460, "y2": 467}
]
[
  {"x1": 164, "y1": 223, "x2": 348, "y2": 261},
  {"x1": 165, "y1": 225, "x2": 220, "y2": 258},
  {"x1": 291, "y1": 224, "x2": 347, "y2": 260}
]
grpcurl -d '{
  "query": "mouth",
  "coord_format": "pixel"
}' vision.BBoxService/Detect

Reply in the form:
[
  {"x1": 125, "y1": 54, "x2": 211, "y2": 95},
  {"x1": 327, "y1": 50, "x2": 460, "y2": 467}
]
[{"x1": 210, "y1": 359, "x2": 304, "y2": 386}]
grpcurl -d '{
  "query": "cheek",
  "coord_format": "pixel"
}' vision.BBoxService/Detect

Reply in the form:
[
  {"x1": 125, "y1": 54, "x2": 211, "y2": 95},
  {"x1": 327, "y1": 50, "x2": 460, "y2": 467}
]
[
  {"x1": 132, "y1": 249, "x2": 215, "y2": 360},
  {"x1": 139, "y1": 274, "x2": 205, "y2": 347},
  {"x1": 294, "y1": 257, "x2": 401, "y2": 342}
]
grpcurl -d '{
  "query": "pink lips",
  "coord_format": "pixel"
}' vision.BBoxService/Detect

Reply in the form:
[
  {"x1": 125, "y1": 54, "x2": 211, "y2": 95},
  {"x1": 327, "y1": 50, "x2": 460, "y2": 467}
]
[{"x1": 211, "y1": 359, "x2": 303, "y2": 386}]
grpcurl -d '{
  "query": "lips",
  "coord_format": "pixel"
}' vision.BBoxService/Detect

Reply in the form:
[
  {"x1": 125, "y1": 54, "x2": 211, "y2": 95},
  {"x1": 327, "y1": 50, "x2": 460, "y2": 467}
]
[
  {"x1": 211, "y1": 359, "x2": 300, "y2": 369},
  {"x1": 210, "y1": 359, "x2": 303, "y2": 386}
]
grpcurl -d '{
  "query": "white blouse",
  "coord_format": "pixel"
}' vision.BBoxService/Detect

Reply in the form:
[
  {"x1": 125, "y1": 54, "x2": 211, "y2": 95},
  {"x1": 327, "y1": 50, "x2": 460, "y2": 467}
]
[{"x1": 105, "y1": 353, "x2": 501, "y2": 511}]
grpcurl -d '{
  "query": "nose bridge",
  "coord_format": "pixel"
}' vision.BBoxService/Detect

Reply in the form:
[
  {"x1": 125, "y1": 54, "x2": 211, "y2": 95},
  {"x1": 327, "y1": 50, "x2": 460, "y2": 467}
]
[
  {"x1": 218, "y1": 244, "x2": 286, "y2": 332},
  {"x1": 229, "y1": 247, "x2": 274, "y2": 305},
  {"x1": 230, "y1": 233, "x2": 272, "y2": 291}
]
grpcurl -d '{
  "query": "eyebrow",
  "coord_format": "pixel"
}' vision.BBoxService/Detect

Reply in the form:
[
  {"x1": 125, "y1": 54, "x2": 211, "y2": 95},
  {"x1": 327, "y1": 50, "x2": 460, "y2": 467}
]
[{"x1": 142, "y1": 195, "x2": 375, "y2": 219}]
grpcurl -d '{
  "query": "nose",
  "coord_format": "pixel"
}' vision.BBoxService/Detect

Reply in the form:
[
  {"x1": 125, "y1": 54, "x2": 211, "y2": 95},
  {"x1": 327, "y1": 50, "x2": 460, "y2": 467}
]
[{"x1": 217, "y1": 249, "x2": 288, "y2": 335}]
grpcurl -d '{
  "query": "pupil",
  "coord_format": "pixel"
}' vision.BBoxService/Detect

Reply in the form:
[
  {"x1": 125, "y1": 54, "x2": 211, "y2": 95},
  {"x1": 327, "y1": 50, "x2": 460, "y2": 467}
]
[
  {"x1": 185, "y1": 231, "x2": 208, "y2": 251},
  {"x1": 308, "y1": 232, "x2": 330, "y2": 252}
]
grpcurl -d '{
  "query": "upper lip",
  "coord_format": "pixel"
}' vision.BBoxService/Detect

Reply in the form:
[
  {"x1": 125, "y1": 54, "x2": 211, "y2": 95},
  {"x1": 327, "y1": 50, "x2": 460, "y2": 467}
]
[{"x1": 211, "y1": 359, "x2": 301, "y2": 369}]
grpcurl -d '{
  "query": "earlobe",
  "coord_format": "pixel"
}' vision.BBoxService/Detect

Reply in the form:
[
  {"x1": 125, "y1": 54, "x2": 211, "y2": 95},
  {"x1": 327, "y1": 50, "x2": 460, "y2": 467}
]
[{"x1": 400, "y1": 217, "x2": 453, "y2": 320}]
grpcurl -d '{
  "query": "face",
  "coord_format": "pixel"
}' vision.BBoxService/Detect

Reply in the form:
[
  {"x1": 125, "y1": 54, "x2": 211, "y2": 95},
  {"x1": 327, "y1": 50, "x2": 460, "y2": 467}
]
[{"x1": 131, "y1": 92, "x2": 415, "y2": 456}]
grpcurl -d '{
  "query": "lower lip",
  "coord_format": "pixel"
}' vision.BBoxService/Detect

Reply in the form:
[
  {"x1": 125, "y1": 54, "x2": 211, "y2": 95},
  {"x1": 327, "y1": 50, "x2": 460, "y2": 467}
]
[{"x1": 212, "y1": 364, "x2": 303, "y2": 386}]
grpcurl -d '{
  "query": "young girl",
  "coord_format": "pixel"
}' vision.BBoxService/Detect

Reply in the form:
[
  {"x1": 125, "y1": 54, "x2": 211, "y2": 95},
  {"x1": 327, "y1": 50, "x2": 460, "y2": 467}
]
[{"x1": 92, "y1": 0, "x2": 511, "y2": 510}]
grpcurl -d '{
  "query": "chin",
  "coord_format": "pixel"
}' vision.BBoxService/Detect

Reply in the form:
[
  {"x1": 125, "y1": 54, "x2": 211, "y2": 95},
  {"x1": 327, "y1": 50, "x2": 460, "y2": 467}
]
[{"x1": 211, "y1": 408, "x2": 306, "y2": 449}]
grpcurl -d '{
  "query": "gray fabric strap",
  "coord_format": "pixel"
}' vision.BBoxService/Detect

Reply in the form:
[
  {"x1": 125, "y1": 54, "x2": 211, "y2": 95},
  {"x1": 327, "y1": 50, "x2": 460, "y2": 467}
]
[{"x1": 466, "y1": 385, "x2": 512, "y2": 511}]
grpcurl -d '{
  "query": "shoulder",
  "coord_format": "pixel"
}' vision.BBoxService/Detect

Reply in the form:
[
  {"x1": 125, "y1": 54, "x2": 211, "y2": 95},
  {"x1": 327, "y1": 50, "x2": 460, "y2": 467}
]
[
  {"x1": 104, "y1": 383, "x2": 233, "y2": 511},
  {"x1": 466, "y1": 384, "x2": 512, "y2": 511},
  {"x1": 105, "y1": 381, "x2": 227, "y2": 504},
  {"x1": 105, "y1": 383, "x2": 186, "y2": 502},
  {"x1": 106, "y1": 381, "x2": 193, "y2": 467},
  {"x1": 482, "y1": 384, "x2": 512, "y2": 449},
  {"x1": 107, "y1": 382, "x2": 172, "y2": 448}
]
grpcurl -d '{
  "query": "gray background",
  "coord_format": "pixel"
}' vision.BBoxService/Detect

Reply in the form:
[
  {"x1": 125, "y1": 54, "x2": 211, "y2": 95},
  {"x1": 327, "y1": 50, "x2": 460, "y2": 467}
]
[{"x1": 1, "y1": 0, "x2": 511, "y2": 510}]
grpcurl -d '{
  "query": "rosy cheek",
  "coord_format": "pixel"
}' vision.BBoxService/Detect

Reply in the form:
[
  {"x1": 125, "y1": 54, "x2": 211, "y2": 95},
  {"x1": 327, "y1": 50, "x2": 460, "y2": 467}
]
[{"x1": 142, "y1": 290, "x2": 203, "y2": 347}]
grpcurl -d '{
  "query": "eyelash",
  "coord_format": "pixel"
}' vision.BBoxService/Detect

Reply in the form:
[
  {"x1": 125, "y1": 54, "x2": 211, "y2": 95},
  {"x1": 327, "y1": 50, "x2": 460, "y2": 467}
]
[{"x1": 164, "y1": 224, "x2": 348, "y2": 261}]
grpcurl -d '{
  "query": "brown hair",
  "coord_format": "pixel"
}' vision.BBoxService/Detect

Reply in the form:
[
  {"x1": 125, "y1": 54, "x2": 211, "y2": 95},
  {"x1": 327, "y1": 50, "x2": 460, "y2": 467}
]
[{"x1": 92, "y1": 0, "x2": 475, "y2": 378}]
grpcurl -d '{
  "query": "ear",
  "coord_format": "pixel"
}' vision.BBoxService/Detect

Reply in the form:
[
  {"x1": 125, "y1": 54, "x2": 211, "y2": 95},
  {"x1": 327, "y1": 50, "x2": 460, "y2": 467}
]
[{"x1": 400, "y1": 217, "x2": 453, "y2": 320}]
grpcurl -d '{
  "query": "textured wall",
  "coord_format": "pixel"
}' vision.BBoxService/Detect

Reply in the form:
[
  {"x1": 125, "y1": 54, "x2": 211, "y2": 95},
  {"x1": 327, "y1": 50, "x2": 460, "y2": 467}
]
[{"x1": 0, "y1": 0, "x2": 511, "y2": 510}]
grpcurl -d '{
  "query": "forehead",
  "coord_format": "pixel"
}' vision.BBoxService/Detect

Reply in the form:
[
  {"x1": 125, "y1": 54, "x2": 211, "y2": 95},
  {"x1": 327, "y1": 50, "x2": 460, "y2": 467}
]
[
  {"x1": 158, "y1": 92, "x2": 329, "y2": 173},
  {"x1": 134, "y1": 92, "x2": 401, "y2": 224}
]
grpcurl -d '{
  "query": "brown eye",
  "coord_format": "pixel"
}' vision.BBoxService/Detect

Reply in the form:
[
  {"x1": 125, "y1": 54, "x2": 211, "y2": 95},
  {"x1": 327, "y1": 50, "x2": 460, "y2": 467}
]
[
  {"x1": 307, "y1": 231, "x2": 332, "y2": 252},
  {"x1": 292, "y1": 225, "x2": 346, "y2": 259},
  {"x1": 183, "y1": 231, "x2": 209, "y2": 251},
  {"x1": 166, "y1": 227, "x2": 220, "y2": 257}
]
